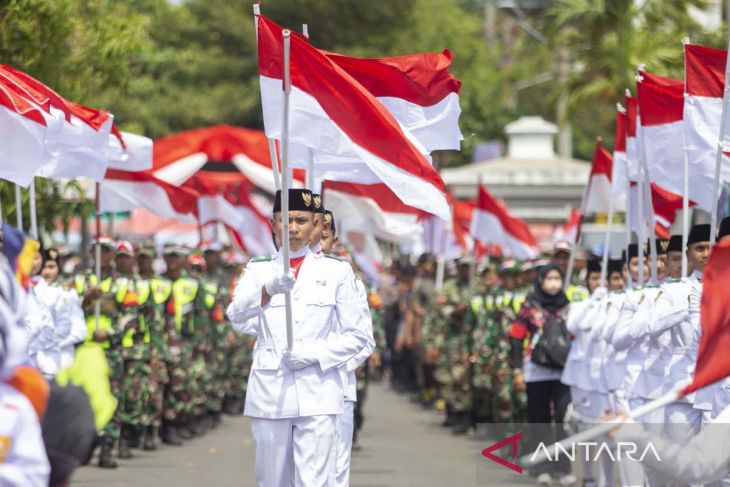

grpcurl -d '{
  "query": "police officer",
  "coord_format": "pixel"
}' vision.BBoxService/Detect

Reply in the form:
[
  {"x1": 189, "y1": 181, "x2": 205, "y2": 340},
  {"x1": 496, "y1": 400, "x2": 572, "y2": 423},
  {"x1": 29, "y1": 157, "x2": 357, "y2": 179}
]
[{"x1": 227, "y1": 189, "x2": 371, "y2": 487}]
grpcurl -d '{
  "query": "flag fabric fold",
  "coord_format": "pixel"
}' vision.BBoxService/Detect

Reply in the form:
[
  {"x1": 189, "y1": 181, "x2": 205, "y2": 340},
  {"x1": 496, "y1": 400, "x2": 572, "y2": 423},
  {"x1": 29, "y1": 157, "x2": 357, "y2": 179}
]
[{"x1": 584, "y1": 139, "x2": 614, "y2": 214}]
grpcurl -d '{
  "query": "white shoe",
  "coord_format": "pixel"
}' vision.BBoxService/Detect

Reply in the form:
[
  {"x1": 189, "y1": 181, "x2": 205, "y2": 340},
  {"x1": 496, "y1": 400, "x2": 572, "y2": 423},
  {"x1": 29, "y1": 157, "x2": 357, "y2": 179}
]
[
  {"x1": 537, "y1": 473, "x2": 553, "y2": 486},
  {"x1": 559, "y1": 473, "x2": 577, "y2": 486}
]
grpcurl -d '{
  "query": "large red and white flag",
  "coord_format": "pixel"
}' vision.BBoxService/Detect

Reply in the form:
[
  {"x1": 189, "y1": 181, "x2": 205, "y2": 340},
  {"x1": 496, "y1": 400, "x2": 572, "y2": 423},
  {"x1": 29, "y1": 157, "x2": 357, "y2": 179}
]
[
  {"x1": 637, "y1": 70, "x2": 712, "y2": 210},
  {"x1": 150, "y1": 124, "x2": 302, "y2": 193},
  {"x1": 324, "y1": 49, "x2": 462, "y2": 151},
  {"x1": 552, "y1": 207, "x2": 581, "y2": 245},
  {"x1": 0, "y1": 65, "x2": 115, "y2": 181},
  {"x1": 100, "y1": 169, "x2": 199, "y2": 222},
  {"x1": 107, "y1": 130, "x2": 153, "y2": 172},
  {"x1": 684, "y1": 44, "x2": 730, "y2": 186},
  {"x1": 0, "y1": 82, "x2": 53, "y2": 186},
  {"x1": 470, "y1": 185, "x2": 538, "y2": 259},
  {"x1": 682, "y1": 238, "x2": 730, "y2": 396},
  {"x1": 584, "y1": 138, "x2": 614, "y2": 214},
  {"x1": 256, "y1": 15, "x2": 450, "y2": 220},
  {"x1": 185, "y1": 172, "x2": 275, "y2": 256},
  {"x1": 322, "y1": 181, "x2": 425, "y2": 245}
]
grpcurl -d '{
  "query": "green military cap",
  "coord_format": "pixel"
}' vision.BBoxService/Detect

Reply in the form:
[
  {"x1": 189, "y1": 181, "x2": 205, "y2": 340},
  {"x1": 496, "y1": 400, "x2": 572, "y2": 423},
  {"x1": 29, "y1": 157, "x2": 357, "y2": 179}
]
[
  {"x1": 137, "y1": 242, "x2": 156, "y2": 257},
  {"x1": 162, "y1": 243, "x2": 188, "y2": 256}
]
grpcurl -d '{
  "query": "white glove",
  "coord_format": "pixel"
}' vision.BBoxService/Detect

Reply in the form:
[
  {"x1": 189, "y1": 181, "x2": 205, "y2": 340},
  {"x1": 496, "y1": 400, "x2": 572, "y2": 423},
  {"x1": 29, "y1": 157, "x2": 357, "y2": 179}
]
[
  {"x1": 282, "y1": 348, "x2": 318, "y2": 371},
  {"x1": 265, "y1": 271, "x2": 296, "y2": 296}
]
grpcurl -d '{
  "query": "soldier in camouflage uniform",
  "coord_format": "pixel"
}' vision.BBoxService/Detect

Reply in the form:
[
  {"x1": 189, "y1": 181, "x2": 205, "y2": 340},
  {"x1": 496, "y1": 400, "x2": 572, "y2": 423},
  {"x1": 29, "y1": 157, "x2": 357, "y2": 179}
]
[
  {"x1": 159, "y1": 245, "x2": 208, "y2": 440},
  {"x1": 202, "y1": 242, "x2": 231, "y2": 427},
  {"x1": 113, "y1": 240, "x2": 151, "y2": 458},
  {"x1": 137, "y1": 242, "x2": 172, "y2": 449},
  {"x1": 433, "y1": 257, "x2": 476, "y2": 435},
  {"x1": 222, "y1": 252, "x2": 252, "y2": 415},
  {"x1": 491, "y1": 259, "x2": 528, "y2": 423},
  {"x1": 74, "y1": 237, "x2": 125, "y2": 468},
  {"x1": 468, "y1": 263, "x2": 500, "y2": 430}
]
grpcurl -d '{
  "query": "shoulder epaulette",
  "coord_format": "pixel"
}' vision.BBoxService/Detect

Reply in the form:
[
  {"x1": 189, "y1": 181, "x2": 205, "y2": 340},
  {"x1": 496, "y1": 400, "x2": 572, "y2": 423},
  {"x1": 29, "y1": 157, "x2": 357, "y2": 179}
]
[
  {"x1": 250, "y1": 255, "x2": 274, "y2": 263},
  {"x1": 324, "y1": 255, "x2": 346, "y2": 263}
]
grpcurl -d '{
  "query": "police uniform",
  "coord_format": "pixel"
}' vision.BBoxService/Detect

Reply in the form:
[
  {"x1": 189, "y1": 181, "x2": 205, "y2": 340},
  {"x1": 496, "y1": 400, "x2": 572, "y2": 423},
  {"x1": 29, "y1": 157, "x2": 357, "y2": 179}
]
[{"x1": 227, "y1": 189, "x2": 371, "y2": 487}]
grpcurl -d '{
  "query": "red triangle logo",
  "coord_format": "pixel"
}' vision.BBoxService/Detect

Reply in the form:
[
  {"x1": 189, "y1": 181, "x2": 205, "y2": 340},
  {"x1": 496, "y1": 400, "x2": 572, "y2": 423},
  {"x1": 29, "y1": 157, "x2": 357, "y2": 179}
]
[{"x1": 481, "y1": 432, "x2": 523, "y2": 474}]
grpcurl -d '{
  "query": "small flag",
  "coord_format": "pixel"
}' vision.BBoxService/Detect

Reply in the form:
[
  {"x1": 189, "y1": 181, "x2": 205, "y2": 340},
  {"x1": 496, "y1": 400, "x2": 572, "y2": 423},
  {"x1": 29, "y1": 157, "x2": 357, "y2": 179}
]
[{"x1": 1, "y1": 224, "x2": 39, "y2": 290}]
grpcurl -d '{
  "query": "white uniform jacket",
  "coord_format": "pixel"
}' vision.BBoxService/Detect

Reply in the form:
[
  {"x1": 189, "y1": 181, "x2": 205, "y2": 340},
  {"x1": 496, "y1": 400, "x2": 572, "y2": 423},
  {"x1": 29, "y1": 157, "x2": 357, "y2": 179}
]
[
  {"x1": 562, "y1": 293, "x2": 601, "y2": 389},
  {"x1": 0, "y1": 383, "x2": 50, "y2": 487},
  {"x1": 342, "y1": 278, "x2": 375, "y2": 403},
  {"x1": 227, "y1": 249, "x2": 371, "y2": 419}
]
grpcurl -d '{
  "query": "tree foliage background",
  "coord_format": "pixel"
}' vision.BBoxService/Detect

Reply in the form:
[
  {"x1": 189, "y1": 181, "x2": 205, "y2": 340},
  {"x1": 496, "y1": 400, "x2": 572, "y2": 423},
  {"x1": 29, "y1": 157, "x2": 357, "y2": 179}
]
[{"x1": 0, "y1": 0, "x2": 726, "y2": 234}]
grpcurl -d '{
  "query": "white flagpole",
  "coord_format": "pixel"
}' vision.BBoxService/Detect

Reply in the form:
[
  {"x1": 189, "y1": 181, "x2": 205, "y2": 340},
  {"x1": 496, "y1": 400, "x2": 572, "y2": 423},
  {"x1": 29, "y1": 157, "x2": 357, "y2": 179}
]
[
  {"x1": 307, "y1": 149, "x2": 315, "y2": 190},
  {"x1": 624, "y1": 169, "x2": 634, "y2": 288},
  {"x1": 600, "y1": 196, "x2": 614, "y2": 286},
  {"x1": 709, "y1": 34, "x2": 730, "y2": 244},
  {"x1": 302, "y1": 24, "x2": 309, "y2": 39},
  {"x1": 682, "y1": 38, "x2": 691, "y2": 277},
  {"x1": 636, "y1": 176, "x2": 646, "y2": 286},
  {"x1": 14, "y1": 184, "x2": 22, "y2": 230},
  {"x1": 29, "y1": 179, "x2": 38, "y2": 239},
  {"x1": 94, "y1": 182, "x2": 102, "y2": 331},
  {"x1": 281, "y1": 29, "x2": 294, "y2": 350}
]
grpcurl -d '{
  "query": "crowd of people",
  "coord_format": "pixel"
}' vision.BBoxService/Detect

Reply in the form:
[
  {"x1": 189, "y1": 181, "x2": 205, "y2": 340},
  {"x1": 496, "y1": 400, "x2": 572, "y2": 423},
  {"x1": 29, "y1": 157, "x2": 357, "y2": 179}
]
[
  {"x1": 376, "y1": 220, "x2": 730, "y2": 487},
  {"x1": 3, "y1": 195, "x2": 730, "y2": 486}
]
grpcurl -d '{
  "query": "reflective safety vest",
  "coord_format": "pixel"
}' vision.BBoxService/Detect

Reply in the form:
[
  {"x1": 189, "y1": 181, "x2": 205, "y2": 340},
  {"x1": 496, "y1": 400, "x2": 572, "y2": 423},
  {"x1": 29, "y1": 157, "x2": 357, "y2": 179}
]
[
  {"x1": 512, "y1": 290, "x2": 527, "y2": 314},
  {"x1": 566, "y1": 285, "x2": 589, "y2": 303},
  {"x1": 171, "y1": 278, "x2": 199, "y2": 335},
  {"x1": 202, "y1": 281, "x2": 217, "y2": 310},
  {"x1": 122, "y1": 279, "x2": 152, "y2": 348},
  {"x1": 75, "y1": 274, "x2": 117, "y2": 348}
]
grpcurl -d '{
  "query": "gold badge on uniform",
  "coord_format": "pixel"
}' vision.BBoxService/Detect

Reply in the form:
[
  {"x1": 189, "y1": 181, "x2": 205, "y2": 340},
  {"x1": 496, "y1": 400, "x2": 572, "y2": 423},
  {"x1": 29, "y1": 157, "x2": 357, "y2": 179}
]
[
  {"x1": 313, "y1": 194, "x2": 322, "y2": 209},
  {"x1": 302, "y1": 192, "x2": 312, "y2": 207},
  {"x1": 0, "y1": 435, "x2": 11, "y2": 464},
  {"x1": 660, "y1": 240, "x2": 669, "y2": 252}
]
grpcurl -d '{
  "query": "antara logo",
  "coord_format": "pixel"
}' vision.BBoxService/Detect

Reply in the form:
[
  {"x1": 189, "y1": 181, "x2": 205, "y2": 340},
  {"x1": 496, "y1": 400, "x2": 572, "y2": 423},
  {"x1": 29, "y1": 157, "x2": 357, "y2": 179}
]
[{"x1": 481, "y1": 432, "x2": 523, "y2": 474}]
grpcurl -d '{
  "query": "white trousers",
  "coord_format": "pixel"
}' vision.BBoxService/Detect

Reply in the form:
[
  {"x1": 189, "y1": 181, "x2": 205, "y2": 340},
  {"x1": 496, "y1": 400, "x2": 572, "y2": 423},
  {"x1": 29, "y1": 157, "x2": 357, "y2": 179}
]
[
  {"x1": 332, "y1": 401, "x2": 355, "y2": 487},
  {"x1": 251, "y1": 414, "x2": 337, "y2": 487}
]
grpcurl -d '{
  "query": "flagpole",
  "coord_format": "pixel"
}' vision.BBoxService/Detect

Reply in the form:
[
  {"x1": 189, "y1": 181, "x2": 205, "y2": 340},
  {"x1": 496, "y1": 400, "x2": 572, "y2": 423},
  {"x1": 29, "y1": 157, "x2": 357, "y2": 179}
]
[
  {"x1": 600, "y1": 196, "x2": 614, "y2": 286},
  {"x1": 307, "y1": 148, "x2": 315, "y2": 190},
  {"x1": 682, "y1": 38, "x2": 691, "y2": 278},
  {"x1": 624, "y1": 170, "x2": 634, "y2": 288},
  {"x1": 637, "y1": 78, "x2": 659, "y2": 284},
  {"x1": 29, "y1": 179, "x2": 38, "y2": 239},
  {"x1": 281, "y1": 29, "x2": 294, "y2": 350},
  {"x1": 636, "y1": 176, "x2": 646, "y2": 286},
  {"x1": 94, "y1": 182, "x2": 102, "y2": 332},
  {"x1": 709, "y1": 34, "x2": 730, "y2": 245},
  {"x1": 14, "y1": 184, "x2": 22, "y2": 230}
]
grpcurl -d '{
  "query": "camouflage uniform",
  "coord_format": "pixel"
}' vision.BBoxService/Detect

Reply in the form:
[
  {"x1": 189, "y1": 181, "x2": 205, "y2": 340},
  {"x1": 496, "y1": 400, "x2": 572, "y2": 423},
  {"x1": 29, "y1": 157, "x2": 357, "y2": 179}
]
[
  {"x1": 224, "y1": 272, "x2": 253, "y2": 414},
  {"x1": 74, "y1": 272, "x2": 127, "y2": 441},
  {"x1": 433, "y1": 278, "x2": 474, "y2": 431},
  {"x1": 202, "y1": 268, "x2": 230, "y2": 420},
  {"x1": 468, "y1": 287, "x2": 500, "y2": 423}
]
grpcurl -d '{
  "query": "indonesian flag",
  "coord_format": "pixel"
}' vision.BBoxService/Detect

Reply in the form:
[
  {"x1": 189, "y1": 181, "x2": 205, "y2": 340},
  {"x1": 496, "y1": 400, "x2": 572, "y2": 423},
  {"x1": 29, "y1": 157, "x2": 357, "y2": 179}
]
[
  {"x1": 151, "y1": 124, "x2": 304, "y2": 192},
  {"x1": 451, "y1": 197, "x2": 475, "y2": 253},
  {"x1": 257, "y1": 15, "x2": 450, "y2": 220},
  {"x1": 107, "y1": 130, "x2": 153, "y2": 172},
  {"x1": 0, "y1": 82, "x2": 53, "y2": 186},
  {"x1": 625, "y1": 95, "x2": 641, "y2": 183},
  {"x1": 322, "y1": 181, "x2": 425, "y2": 245},
  {"x1": 0, "y1": 65, "x2": 115, "y2": 181},
  {"x1": 100, "y1": 169, "x2": 199, "y2": 223},
  {"x1": 470, "y1": 185, "x2": 538, "y2": 259},
  {"x1": 612, "y1": 107, "x2": 629, "y2": 197},
  {"x1": 552, "y1": 207, "x2": 581, "y2": 245},
  {"x1": 637, "y1": 70, "x2": 711, "y2": 210},
  {"x1": 681, "y1": 238, "x2": 730, "y2": 395},
  {"x1": 684, "y1": 44, "x2": 730, "y2": 186},
  {"x1": 185, "y1": 172, "x2": 275, "y2": 256},
  {"x1": 583, "y1": 138, "x2": 614, "y2": 214},
  {"x1": 324, "y1": 49, "x2": 462, "y2": 151}
]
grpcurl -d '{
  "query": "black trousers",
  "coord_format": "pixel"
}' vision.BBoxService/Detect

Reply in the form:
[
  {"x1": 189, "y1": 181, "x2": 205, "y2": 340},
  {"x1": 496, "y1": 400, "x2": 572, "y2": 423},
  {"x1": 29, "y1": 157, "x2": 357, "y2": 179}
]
[{"x1": 526, "y1": 380, "x2": 572, "y2": 475}]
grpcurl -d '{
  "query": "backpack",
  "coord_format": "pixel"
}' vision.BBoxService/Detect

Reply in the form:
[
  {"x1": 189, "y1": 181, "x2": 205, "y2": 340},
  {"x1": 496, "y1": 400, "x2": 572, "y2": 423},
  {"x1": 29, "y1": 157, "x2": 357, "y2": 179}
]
[{"x1": 530, "y1": 308, "x2": 571, "y2": 370}]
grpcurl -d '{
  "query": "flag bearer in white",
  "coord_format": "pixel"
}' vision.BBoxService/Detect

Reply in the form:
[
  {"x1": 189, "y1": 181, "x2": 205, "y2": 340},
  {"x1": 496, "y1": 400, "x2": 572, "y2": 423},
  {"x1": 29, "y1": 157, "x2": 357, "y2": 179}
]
[
  {"x1": 320, "y1": 209, "x2": 375, "y2": 487},
  {"x1": 227, "y1": 189, "x2": 370, "y2": 487}
]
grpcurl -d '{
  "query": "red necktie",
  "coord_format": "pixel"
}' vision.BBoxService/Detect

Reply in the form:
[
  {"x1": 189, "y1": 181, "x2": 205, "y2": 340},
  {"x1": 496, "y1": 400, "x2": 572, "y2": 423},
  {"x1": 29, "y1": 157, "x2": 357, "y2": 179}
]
[{"x1": 290, "y1": 256, "x2": 305, "y2": 278}]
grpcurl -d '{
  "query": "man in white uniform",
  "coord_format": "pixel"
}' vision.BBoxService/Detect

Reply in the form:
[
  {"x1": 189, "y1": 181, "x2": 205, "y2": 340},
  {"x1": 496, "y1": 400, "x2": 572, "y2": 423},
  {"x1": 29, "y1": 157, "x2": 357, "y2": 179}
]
[
  {"x1": 319, "y1": 209, "x2": 375, "y2": 487},
  {"x1": 227, "y1": 189, "x2": 371, "y2": 487}
]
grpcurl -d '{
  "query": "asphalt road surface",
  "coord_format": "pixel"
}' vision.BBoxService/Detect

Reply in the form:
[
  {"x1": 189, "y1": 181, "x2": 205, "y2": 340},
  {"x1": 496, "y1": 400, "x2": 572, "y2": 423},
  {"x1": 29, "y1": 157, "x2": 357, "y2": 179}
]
[{"x1": 73, "y1": 383, "x2": 535, "y2": 486}]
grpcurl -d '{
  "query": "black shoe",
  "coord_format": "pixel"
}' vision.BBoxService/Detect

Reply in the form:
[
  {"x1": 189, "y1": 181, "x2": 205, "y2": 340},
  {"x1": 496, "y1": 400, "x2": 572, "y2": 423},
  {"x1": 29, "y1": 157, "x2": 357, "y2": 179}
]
[
  {"x1": 209, "y1": 412, "x2": 222, "y2": 429},
  {"x1": 98, "y1": 437, "x2": 118, "y2": 469},
  {"x1": 118, "y1": 437, "x2": 133, "y2": 459},
  {"x1": 161, "y1": 421, "x2": 183, "y2": 446},
  {"x1": 452, "y1": 412, "x2": 470, "y2": 435},
  {"x1": 178, "y1": 420, "x2": 193, "y2": 440},
  {"x1": 143, "y1": 426, "x2": 157, "y2": 451},
  {"x1": 129, "y1": 425, "x2": 142, "y2": 449}
]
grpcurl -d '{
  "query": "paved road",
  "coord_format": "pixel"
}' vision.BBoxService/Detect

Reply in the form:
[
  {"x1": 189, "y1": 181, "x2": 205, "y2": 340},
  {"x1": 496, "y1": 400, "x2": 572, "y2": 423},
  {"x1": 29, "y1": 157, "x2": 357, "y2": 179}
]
[{"x1": 74, "y1": 383, "x2": 534, "y2": 486}]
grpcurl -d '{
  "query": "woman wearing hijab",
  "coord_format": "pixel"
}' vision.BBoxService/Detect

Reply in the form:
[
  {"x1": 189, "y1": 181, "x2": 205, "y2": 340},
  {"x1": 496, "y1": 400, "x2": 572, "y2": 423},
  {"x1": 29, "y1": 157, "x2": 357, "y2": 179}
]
[{"x1": 509, "y1": 264, "x2": 574, "y2": 487}]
